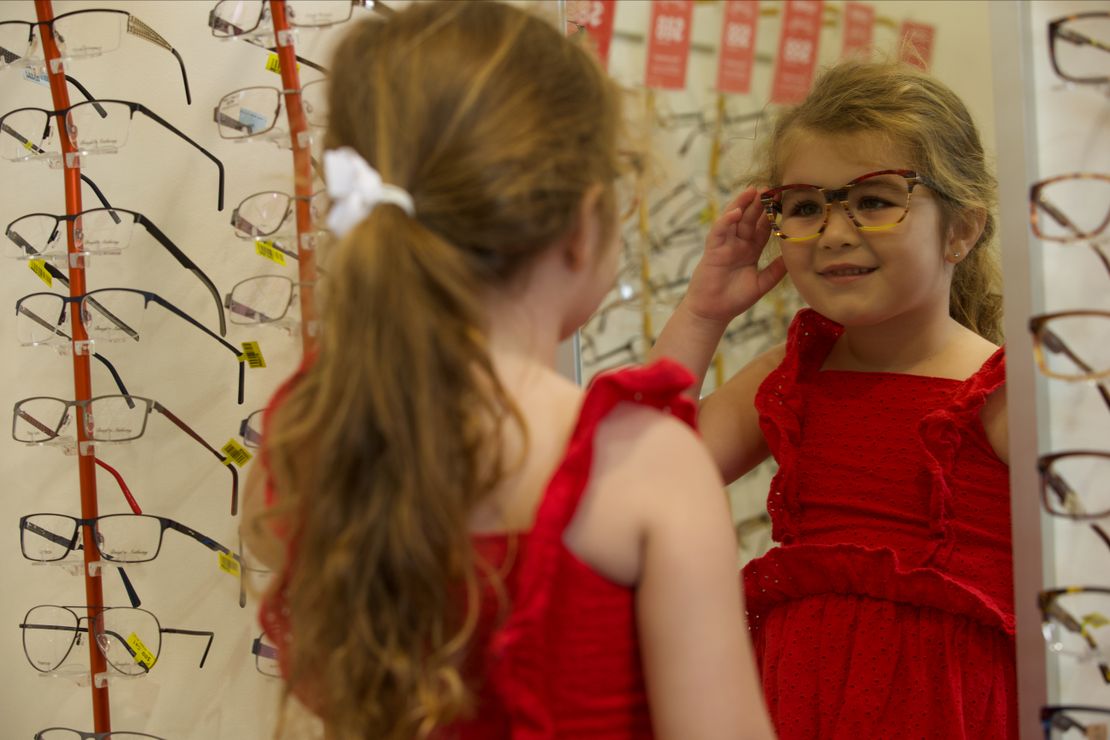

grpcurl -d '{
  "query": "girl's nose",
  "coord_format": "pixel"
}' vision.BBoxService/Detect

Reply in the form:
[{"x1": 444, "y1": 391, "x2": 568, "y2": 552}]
[{"x1": 817, "y1": 202, "x2": 861, "y2": 250}]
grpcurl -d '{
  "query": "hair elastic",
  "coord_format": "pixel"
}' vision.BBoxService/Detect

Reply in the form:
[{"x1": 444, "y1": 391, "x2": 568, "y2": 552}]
[{"x1": 323, "y1": 147, "x2": 415, "y2": 236}]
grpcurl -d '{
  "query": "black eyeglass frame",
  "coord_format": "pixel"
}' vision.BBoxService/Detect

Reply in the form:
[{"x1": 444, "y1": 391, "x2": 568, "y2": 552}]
[{"x1": 0, "y1": 100, "x2": 224, "y2": 210}]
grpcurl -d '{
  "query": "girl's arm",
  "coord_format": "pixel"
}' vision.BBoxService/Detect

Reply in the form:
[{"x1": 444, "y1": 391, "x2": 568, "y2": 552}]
[
  {"x1": 648, "y1": 187, "x2": 786, "y2": 483},
  {"x1": 571, "y1": 407, "x2": 776, "y2": 739},
  {"x1": 982, "y1": 384, "x2": 1009, "y2": 464},
  {"x1": 649, "y1": 187, "x2": 786, "y2": 398}
]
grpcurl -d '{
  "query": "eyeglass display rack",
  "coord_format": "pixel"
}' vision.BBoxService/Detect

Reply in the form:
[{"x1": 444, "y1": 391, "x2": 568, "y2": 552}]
[
  {"x1": 32, "y1": 0, "x2": 112, "y2": 731},
  {"x1": 268, "y1": 0, "x2": 319, "y2": 353}
]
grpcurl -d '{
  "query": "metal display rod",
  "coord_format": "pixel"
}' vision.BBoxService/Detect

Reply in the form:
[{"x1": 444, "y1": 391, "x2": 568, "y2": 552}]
[{"x1": 33, "y1": 0, "x2": 112, "y2": 731}]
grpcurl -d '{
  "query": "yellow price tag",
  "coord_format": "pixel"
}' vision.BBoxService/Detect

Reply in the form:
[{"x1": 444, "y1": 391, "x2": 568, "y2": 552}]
[
  {"x1": 255, "y1": 240, "x2": 286, "y2": 265},
  {"x1": 219, "y1": 551, "x2": 242, "y2": 577},
  {"x1": 221, "y1": 438, "x2": 253, "y2": 468},
  {"x1": 126, "y1": 632, "x2": 157, "y2": 670},
  {"x1": 28, "y1": 259, "x2": 52, "y2": 287},
  {"x1": 264, "y1": 53, "x2": 300, "y2": 75},
  {"x1": 240, "y1": 341, "x2": 266, "y2": 369}
]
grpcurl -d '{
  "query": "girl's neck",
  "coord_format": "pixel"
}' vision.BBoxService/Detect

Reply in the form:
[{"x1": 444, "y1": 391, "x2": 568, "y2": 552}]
[{"x1": 824, "y1": 309, "x2": 965, "y2": 375}]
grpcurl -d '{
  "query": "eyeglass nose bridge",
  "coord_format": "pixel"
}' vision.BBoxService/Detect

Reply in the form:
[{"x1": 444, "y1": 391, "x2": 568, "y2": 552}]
[{"x1": 814, "y1": 189, "x2": 869, "y2": 241}]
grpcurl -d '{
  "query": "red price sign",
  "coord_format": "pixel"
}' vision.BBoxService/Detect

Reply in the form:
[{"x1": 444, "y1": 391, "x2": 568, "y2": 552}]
[
  {"x1": 645, "y1": 0, "x2": 695, "y2": 90},
  {"x1": 899, "y1": 21, "x2": 935, "y2": 70},
  {"x1": 841, "y1": 2, "x2": 874, "y2": 59},
  {"x1": 567, "y1": 0, "x2": 617, "y2": 68},
  {"x1": 717, "y1": 0, "x2": 759, "y2": 94},
  {"x1": 770, "y1": 0, "x2": 824, "y2": 104}
]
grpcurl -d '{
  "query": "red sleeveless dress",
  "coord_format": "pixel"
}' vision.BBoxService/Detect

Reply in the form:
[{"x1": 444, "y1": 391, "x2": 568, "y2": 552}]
[
  {"x1": 259, "y1": 360, "x2": 699, "y2": 739},
  {"x1": 744, "y1": 309, "x2": 1017, "y2": 739}
]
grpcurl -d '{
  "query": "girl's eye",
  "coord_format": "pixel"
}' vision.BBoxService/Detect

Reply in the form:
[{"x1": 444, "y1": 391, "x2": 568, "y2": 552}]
[
  {"x1": 786, "y1": 199, "x2": 823, "y2": 218},
  {"x1": 855, "y1": 196, "x2": 896, "y2": 211}
]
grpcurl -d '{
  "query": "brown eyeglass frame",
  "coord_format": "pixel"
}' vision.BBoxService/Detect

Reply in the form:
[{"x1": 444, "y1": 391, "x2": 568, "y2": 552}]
[
  {"x1": 1038, "y1": 586, "x2": 1110, "y2": 684},
  {"x1": 1047, "y1": 12, "x2": 1110, "y2": 85},
  {"x1": 1029, "y1": 173, "x2": 1110, "y2": 243}
]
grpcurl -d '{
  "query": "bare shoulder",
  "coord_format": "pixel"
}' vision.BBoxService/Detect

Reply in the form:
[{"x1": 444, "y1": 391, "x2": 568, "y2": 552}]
[{"x1": 565, "y1": 401, "x2": 728, "y2": 585}]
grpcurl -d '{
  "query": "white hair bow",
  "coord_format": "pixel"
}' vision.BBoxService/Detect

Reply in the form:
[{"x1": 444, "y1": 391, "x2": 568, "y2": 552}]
[{"x1": 323, "y1": 147, "x2": 415, "y2": 236}]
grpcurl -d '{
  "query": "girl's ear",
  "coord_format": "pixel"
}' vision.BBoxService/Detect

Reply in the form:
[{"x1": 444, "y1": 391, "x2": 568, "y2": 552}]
[
  {"x1": 945, "y1": 207, "x2": 987, "y2": 264},
  {"x1": 564, "y1": 183, "x2": 606, "y2": 272}
]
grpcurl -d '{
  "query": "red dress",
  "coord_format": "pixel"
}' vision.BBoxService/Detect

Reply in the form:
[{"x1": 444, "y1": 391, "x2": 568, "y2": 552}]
[
  {"x1": 260, "y1": 360, "x2": 699, "y2": 739},
  {"x1": 744, "y1": 309, "x2": 1017, "y2": 739}
]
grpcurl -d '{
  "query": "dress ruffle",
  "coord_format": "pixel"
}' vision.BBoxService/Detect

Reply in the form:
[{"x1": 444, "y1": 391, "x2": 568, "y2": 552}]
[
  {"x1": 916, "y1": 348, "x2": 1006, "y2": 564},
  {"x1": 487, "y1": 359, "x2": 696, "y2": 739},
  {"x1": 756, "y1": 310, "x2": 841, "y2": 543},
  {"x1": 743, "y1": 542, "x2": 1016, "y2": 639}
]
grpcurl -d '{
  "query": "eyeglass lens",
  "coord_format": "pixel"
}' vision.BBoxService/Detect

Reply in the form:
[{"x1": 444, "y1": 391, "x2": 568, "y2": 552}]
[
  {"x1": 1050, "y1": 13, "x2": 1110, "y2": 84},
  {"x1": 36, "y1": 729, "x2": 168, "y2": 740},
  {"x1": 1032, "y1": 175, "x2": 1110, "y2": 242},
  {"x1": 22, "y1": 605, "x2": 161, "y2": 675},
  {"x1": 211, "y1": 0, "x2": 355, "y2": 39},
  {"x1": 770, "y1": 173, "x2": 914, "y2": 240}
]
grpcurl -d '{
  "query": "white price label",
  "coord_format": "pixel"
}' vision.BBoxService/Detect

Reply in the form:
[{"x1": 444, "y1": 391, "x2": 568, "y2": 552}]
[{"x1": 654, "y1": 14, "x2": 686, "y2": 44}]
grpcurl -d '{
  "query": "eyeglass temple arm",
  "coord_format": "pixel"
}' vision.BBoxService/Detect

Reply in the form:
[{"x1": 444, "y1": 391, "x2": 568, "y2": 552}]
[
  {"x1": 125, "y1": 15, "x2": 191, "y2": 105},
  {"x1": 1, "y1": 121, "x2": 49, "y2": 156},
  {"x1": 78, "y1": 174, "x2": 120, "y2": 222},
  {"x1": 62, "y1": 77, "x2": 108, "y2": 118},
  {"x1": 252, "y1": 635, "x2": 278, "y2": 659},
  {"x1": 83, "y1": 293, "x2": 141, "y2": 342},
  {"x1": 1037, "y1": 197, "x2": 1110, "y2": 275},
  {"x1": 165, "y1": 519, "x2": 245, "y2": 607},
  {"x1": 252, "y1": 40, "x2": 330, "y2": 74},
  {"x1": 1057, "y1": 27, "x2": 1110, "y2": 53},
  {"x1": 152, "y1": 401, "x2": 240, "y2": 515},
  {"x1": 136, "y1": 215, "x2": 227, "y2": 336},
  {"x1": 93, "y1": 457, "x2": 141, "y2": 514},
  {"x1": 148, "y1": 294, "x2": 246, "y2": 405},
  {"x1": 131, "y1": 103, "x2": 225, "y2": 210},
  {"x1": 161, "y1": 627, "x2": 214, "y2": 668},
  {"x1": 1040, "y1": 328, "x2": 1110, "y2": 413}
]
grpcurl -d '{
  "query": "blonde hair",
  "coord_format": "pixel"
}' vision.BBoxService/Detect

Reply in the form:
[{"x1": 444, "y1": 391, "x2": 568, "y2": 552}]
[
  {"x1": 262, "y1": 2, "x2": 624, "y2": 737},
  {"x1": 752, "y1": 59, "x2": 1003, "y2": 343}
]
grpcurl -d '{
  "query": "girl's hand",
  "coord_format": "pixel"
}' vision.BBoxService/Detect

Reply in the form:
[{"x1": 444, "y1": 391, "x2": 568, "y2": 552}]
[{"x1": 683, "y1": 187, "x2": 786, "y2": 325}]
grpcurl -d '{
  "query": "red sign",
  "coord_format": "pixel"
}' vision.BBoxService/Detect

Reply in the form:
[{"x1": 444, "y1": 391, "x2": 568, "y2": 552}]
[
  {"x1": 567, "y1": 0, "x2": 617, "y2": 68},
  {"x1": 770, "y1": 0, "x2": 824, "y2": 104},
  {"x1": 841, "y1": 2, "x2": 874, "y2": 59},
  {"x1": 645, "y1": 0, "x2": 695, "y2": 90},
  {"x1": 717, "y1": 1, "x2": 759, "y2": 94},
  {"x1": 900, "y1": 21, "x2": 935, "y2": 69}
]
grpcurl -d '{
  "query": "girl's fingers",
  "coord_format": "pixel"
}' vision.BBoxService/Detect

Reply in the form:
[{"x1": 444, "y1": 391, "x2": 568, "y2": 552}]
[{"x1": 757, "y1": 255, "x2": 788, "y2": 295}]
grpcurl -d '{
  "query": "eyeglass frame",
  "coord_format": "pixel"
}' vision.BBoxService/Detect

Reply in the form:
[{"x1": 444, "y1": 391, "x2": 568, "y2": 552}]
[
  {"x1": 251, "y1": 631, "x2": 279, "y2": 676},
  {"x1": 34, "y1": 728, "x2": 167, "y2": 740},
  {"x1": 0, "y1": 99, "x2": 225, "y2": 210},
  {"x1": 224, "y1": 274, "x2": 307, "y2": 327},
  {"x1": 207, "y1": 0, "x2": 391, "y2": 39},
  {"x1": 7, "y1": 204, "x2": 227, "y2": 336},
  {"x1": 213, "y1": 80, "x2": 327, "y2": 141},
  {"x1": 0, "y1": 9, "x2": 191, "y2": 103},
  {"x1": 231, "y1": 188, "x2": 328, "y2": 240},
  {"x1": 1039, "y1": 450, "x2": 1110, "y2": 523},
  {"x1": 1040, "y1": 705, "x2": 1110, "y2": 740},
  {"x1": 13, "y1": 393, "x2": 240, "y2": 515},
  {"x1": 1038, "y1": 586, "x2": 1110, "y2": 684},
  {"x1": 760, "y1": 168, "x2": 943, "y2": 243},
  {"x1": 1029, "y1": 172, "x2": 1110, "y2": 243},
  {"x1": 15, "y1": 288, "x2": 247, "y2": 404},
  {"x1": 1047, "y1": 12, "x2": 1110, "y2": 85},
  {"x1": 18, "y1": 603, "x2": 213, "y2": 675}
]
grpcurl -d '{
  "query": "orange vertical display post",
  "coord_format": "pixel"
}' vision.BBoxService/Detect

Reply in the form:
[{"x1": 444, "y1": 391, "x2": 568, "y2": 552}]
[
  {"x1": 33, "y1": 0, "x2": 111, "y2": 731},
  {"x1": 269, "y1": 0, "x2": 319, "y2": 354}
]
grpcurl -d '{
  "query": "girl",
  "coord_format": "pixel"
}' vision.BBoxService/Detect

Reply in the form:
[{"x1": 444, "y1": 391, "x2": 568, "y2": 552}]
[
  {"x1": 651, "y1": 60, "x2": 1015, "y2": 739},
  {"x1": 241, "y1": 3, "x2": 774, "y2": 739}
]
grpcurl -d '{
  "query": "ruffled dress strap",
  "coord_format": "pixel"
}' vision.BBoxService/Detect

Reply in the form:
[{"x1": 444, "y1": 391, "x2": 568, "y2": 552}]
[
  {"x1": 489, "y1": 358, "x2": 697, "y2": 739},
  {"x1": 917, "y1": 346, "x2": 1007, "y2": 565},
  {"x1": 756, "y1": 309, "x2": 842, "y2": 543}
]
